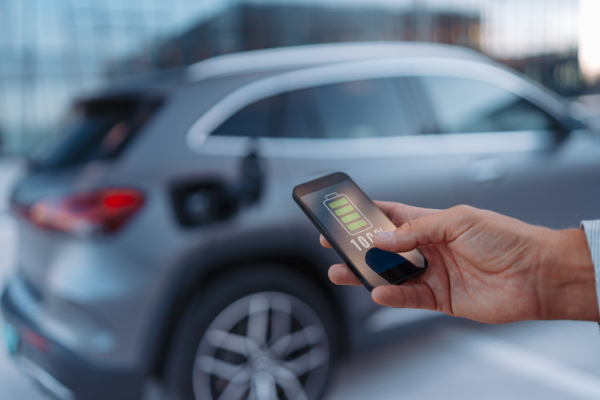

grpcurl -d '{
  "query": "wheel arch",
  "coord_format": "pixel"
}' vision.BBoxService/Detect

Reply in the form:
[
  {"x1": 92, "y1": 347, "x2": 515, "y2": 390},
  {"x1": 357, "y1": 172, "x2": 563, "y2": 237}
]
[{"x1": 145, "y1": 244, "x2": 349, "y2": 381}]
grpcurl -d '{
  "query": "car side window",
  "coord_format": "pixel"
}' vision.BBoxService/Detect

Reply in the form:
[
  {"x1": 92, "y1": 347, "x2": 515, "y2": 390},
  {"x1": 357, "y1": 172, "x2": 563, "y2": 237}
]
[
  {"x1": 417, "y1": 76, "x2": 560, "y2": 134},
  {"x1": 281, "y1": 78, "x2": 421, "y2": 139},
  {"x1": 211, "y1": 95, "x2": 284, "y2": 137},
  {"x1": 279, "y1": 89, "x2": 318, "y2": 139}
]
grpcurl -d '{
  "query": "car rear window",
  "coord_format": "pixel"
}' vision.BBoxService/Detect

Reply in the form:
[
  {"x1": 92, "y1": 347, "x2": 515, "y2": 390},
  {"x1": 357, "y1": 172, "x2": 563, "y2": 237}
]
[{"x1": 31, "y1": 95, "x2": 161, "y2": 170}]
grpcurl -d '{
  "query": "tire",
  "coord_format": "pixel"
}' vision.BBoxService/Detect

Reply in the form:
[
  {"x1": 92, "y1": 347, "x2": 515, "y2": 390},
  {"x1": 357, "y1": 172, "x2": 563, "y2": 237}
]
[{"x1": 164, "y1": 265, "x2": 339, "y2": 400}]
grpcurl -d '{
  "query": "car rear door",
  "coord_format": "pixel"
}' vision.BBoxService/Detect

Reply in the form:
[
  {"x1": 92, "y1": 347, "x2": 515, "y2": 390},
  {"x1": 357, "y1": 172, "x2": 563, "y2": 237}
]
[
  {"x1": 279, "y1": 76, "x2": 461, "y2": 212},
  {"x1": 270, "y1": 72, "x2": 463, "y2": 341}
]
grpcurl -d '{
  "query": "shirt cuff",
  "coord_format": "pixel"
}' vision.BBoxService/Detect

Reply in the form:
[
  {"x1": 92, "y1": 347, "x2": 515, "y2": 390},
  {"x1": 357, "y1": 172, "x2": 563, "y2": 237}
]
[{"x1": 581, "y1": 220, "x2": 600, "y2": 320}]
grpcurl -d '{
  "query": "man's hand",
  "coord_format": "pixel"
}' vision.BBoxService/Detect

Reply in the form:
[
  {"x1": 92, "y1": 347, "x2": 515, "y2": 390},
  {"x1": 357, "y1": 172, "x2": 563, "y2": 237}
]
[{"x1": 321, "y1": 202, "x2": 598, "y2": 323}]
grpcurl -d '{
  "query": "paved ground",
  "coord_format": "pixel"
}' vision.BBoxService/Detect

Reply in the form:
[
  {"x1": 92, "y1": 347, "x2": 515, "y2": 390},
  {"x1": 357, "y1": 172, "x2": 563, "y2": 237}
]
[
  {"x1": 1, "y1": 159, "x2": 600, "y2": 400},
  {"x1": 326, "y1": 319, "x2": 600, "y2": 400}
]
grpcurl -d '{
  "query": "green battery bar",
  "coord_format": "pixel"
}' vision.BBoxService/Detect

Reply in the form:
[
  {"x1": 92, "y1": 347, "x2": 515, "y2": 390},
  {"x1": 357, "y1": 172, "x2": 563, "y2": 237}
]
[{"x1": 324, "y1": 192, "x2": 372, "y2": 235}]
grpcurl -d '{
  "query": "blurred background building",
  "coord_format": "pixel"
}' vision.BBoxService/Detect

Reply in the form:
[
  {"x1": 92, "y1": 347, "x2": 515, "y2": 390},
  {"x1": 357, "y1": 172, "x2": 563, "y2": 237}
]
[{"x1": 0, "y1": 0, "x2": 596, "y2": 155}]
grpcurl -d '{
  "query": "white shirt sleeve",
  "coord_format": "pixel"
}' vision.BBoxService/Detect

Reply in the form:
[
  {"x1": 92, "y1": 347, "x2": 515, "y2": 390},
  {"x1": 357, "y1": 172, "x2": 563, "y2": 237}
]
[{"x1": 581, "y1": 220, "x2": 600, "y2": 317}]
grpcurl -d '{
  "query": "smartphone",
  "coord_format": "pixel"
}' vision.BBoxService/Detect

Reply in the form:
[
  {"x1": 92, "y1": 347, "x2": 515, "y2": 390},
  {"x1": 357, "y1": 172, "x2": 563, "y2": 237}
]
[{"x1": 293, "y1": 172, "x2": 428, "y2": 291}]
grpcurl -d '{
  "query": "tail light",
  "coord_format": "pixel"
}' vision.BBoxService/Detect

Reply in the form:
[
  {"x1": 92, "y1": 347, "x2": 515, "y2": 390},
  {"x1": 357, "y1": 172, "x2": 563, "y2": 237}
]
[
  {"x1": 15, "y1": 188, "x2": 144, "y2": 237},
  {"x1": 22, "y1": 328, "x2": 50, "y2": 353}
]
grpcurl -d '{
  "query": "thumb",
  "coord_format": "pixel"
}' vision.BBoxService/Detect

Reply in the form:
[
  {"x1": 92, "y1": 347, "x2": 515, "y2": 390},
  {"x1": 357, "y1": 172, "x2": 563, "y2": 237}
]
[{"x1": 373, "y1": 205, "x2": 476, "y2": 253}]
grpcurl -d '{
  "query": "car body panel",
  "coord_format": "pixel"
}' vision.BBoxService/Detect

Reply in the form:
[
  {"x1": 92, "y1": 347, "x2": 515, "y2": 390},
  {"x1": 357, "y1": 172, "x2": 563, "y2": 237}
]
[{"x1": 3, "y1": 42, "x2": 599, "y2": 400}]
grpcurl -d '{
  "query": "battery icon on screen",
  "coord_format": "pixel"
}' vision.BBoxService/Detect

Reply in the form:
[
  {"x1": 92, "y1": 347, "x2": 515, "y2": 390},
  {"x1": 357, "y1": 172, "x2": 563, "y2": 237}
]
[{"x1": 324, "y1": 192, "x2": 373, "y2": 235}]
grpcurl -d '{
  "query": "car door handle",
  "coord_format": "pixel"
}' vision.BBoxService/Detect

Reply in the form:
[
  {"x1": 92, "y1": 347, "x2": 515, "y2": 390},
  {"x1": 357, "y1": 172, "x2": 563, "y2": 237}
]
[{"x1": 466, "y1": 158, "x2": 504, "y2": 184}]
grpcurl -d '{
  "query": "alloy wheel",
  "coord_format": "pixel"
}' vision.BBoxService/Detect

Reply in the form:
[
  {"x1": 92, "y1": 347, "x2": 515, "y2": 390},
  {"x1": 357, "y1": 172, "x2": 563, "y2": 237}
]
[{"x1": 193, "y1": 291, "x2": 331, "y2": 400}]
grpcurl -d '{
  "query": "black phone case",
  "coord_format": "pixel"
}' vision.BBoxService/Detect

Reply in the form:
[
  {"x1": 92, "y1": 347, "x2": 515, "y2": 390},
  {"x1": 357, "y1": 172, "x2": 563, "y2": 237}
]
[{"x1": 292, "y1": 188, "x2": 427, "y2": 292}]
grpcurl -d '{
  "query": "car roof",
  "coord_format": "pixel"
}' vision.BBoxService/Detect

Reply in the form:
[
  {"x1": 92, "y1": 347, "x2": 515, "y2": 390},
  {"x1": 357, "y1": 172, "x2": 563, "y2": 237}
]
[
  {"x1": 185, "y1": 41, "x2": 490, "y2": 82},
  {"x1": 86, "y1": 41, "x2": 491, "y2": 100}
]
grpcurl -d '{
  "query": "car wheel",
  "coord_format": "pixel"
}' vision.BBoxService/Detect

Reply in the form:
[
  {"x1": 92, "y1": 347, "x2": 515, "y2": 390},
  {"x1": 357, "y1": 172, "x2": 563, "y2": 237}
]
[{"x1": 164, "y1": 265, "x2": 339, "y2": 400}]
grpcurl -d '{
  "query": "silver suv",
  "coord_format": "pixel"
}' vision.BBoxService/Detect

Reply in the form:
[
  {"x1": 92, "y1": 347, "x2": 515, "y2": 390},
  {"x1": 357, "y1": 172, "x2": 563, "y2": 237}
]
[{"x1": 3, "y1": 42, "x2": 600, "y2": 400}]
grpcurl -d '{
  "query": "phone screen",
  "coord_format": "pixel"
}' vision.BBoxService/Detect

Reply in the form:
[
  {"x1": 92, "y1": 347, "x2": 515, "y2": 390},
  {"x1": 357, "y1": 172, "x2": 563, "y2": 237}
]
[{"x1": 297, "y1": 174, "x2": 426, "y2": 288}]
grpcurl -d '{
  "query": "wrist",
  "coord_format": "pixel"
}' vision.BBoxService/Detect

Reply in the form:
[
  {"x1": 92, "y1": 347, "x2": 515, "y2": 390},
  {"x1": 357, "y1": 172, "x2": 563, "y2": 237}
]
[{"x1": 537, "y1": 228, "x2": 598, "y2": 321}]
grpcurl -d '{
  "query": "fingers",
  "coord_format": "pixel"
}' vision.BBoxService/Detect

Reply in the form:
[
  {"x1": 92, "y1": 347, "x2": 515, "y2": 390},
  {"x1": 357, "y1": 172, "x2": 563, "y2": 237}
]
[
  {"x1": 374, "y1": 201, "x2": 438, "y2": 227},
  {"x1": 330, "y1": 261, "x2": 440, "y2": 308},
  {"x1": 371, "y1": 283, "x2": 437, "y2": 310},
  {"x1": 374, "y1": 205, "x2": 479, "y2": 254},
  {"x1": 319, "y1": 234, "x2": 332, "y2": 248},
  {"x1": 328, "y1": 263, "x2": 362, "y2": 286}
]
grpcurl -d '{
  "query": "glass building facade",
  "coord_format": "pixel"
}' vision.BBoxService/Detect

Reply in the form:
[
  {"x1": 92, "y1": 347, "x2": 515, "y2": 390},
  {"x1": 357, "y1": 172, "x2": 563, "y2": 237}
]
[{"x1": 0, "y1": 0, "x2": 583, "y2": 155}]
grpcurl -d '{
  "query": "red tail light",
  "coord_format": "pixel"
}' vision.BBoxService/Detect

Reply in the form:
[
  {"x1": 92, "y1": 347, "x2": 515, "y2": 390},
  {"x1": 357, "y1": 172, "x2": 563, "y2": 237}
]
[
  {"x1": 22, "y1": 328, "x2": 50, "y2": 353},
  {"x1": 19, "y1": 188, "x2": 144, "y2": 236}
]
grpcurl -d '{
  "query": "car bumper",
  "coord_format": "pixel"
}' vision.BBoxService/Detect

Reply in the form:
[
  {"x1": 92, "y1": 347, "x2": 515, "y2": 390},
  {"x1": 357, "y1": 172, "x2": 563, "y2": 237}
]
[{"x1": 1, "y1": 282, "x2": 145, "y2": 400}]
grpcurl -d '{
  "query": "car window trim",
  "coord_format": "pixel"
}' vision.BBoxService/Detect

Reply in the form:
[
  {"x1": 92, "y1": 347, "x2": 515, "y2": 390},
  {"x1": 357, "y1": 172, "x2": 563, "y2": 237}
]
[
  {"x1": 195, "y1": 130, "x2": 557, "y2": 159},
  {"x1": 186, "y1": 57, "x2": 568, "y2": 154}
]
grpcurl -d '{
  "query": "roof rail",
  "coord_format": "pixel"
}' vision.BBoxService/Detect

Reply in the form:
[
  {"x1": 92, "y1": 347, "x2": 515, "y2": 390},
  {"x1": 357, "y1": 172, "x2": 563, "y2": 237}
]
[{"x1": 185, "y1": 41, "x2": 479, "y2": 82}]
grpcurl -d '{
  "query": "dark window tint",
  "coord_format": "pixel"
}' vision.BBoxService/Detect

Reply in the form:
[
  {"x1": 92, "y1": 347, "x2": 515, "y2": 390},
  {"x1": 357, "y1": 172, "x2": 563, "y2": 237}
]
[
  {"x1": 212, "y1": 95, "x2": 284, "y2": 138},
  {"x1": 294, "y1": 78, "x2": 420, "y2": 139},
  {"x1": 279, "y1": 89, "x2": 317, "y2": 138},
  {"x1": 418, "y1": 76, "x2": 559, "y2": 133},
  {"x1": 33, "y1": 96, "x2": 160, "y2": 170}
]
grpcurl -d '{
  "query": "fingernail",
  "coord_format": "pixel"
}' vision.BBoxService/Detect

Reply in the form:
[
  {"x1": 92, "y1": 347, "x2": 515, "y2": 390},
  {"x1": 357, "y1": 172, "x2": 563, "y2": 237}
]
[{"x1": 374, "y1": 231, "x2": 393, "y2": 243}]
